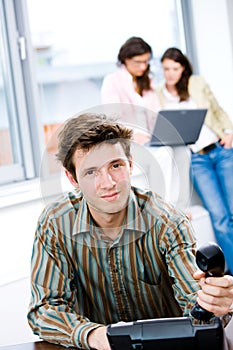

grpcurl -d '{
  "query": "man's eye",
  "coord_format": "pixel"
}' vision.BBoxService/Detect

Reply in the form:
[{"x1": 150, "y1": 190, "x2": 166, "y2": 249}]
[
  {"x1": 86, "y1": 170, "x2": 95, "y2": 176},
  {"x1": 113, "y1": 163, "x2": 120, "y2": 168},
  {"x1": 113, "y1": 161, "x2": 125, "y2": 169}
]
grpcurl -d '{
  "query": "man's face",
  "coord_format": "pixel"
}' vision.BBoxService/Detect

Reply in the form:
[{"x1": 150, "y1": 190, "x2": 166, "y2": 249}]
[{"x1": 68, "y1": 142, "x2": 133, "y2": 216}]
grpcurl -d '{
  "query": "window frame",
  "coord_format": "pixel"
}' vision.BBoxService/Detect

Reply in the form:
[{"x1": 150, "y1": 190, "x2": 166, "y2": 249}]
[{"x1": 0, "y1": 0, "x2": 44, "y2": 186}]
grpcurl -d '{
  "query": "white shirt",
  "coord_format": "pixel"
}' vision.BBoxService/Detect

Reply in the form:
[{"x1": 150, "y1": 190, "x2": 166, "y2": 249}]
[{"x1": 163, "y1": 87, "x2": 218, "y2": 152}]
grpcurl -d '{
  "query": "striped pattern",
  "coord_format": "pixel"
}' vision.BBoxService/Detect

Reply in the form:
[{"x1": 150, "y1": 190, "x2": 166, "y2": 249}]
[{"x1": 28, "y1": 187, "x2": 199, "y2": 349}]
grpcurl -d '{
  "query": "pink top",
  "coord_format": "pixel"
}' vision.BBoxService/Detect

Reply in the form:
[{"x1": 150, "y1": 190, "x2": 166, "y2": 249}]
[{"x1": 101, "y1": 65, "x2": 161, "y2": 133}]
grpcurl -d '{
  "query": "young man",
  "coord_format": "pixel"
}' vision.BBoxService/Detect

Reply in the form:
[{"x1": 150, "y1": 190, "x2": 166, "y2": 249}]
[{"x1": 28, "y1": 113, "x2": 233, "y2": 350}]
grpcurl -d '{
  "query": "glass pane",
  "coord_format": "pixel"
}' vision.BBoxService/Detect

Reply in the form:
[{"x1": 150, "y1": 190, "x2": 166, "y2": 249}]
[
  {"x1": 26, "y1": 0, "x2": 185, "y2": 175},
  {"x1": 0, "y1": 9, "x2": 24, "y2": 183},
  {"x1": 0, "y1": 9, "x2": 22, "y2": 171},
  {"x1": 0, "y1": 22, "x2": 14, "y2": 166},
  {"x1": 0, "y1": 81, "x2": 13, "y2": 165}
]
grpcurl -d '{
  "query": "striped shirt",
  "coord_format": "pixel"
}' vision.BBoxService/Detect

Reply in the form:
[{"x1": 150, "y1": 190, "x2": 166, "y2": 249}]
[{"x1": 28, "y1": 187, "x2": 199, "y2": 349}]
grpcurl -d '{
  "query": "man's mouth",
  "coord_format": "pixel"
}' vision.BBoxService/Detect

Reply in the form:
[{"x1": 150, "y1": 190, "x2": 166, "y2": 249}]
[{"x1": 101, "y1": 192, "x2": 119, "y2": 201}]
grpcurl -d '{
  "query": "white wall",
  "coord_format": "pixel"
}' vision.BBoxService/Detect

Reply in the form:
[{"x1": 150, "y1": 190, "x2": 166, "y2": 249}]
[
  {"x1": 0, "y1": 199, "x2": 43, "y2": 285},
  {"x1": 191, "y1": 0, "x2": 233, "y2": 120},
  {"x1": 0, "y1": 278, "x2": 39, "y2": 346}
]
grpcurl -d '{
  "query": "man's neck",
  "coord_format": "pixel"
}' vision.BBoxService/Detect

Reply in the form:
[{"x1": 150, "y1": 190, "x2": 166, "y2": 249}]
[{"x1": 88, "y1": 206, "x2": 126, "y2": 240}]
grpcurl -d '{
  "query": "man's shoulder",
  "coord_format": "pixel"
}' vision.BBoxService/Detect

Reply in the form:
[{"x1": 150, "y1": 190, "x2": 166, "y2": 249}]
[
  {"x1": 132, "y1": 186, "x2": 155, "y2": 200},
  {"x1": 132, "y1": 187, "x2": 186, "y2": 224},
  {"x1": 39, "y1": 190, "x2": 83, "y2": 222},
  {"x1": 132, "y1": 186, "x2": 167, "y2": 211}
]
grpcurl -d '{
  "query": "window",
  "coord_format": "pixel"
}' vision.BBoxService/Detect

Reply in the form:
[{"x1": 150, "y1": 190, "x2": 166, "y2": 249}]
[
  {"x1": 26, "y1": 0, "x2": 186, "y2": 122},
  {"x1": 0, "y1": 0, "x2": 187, "y2": 188},
  {"x1": 0, "y1": 0, "x2": 36, "y2": 185}
]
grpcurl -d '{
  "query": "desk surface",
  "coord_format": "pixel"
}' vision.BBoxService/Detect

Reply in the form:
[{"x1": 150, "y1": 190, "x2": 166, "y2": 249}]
[{"x1": 0, "y1": 342, "x2": 74, "y2": 350}]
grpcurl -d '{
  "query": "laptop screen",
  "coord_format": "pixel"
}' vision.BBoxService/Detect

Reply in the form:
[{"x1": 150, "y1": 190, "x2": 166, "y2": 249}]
[{"x1": 149, "y1": 109, "x2": 207, "y2": 146}]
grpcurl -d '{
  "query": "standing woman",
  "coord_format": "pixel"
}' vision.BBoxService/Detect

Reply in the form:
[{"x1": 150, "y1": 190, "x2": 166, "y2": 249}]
[
  {"x1": 101, "y1": 36, "x2": 160, "y2": 144},
  {"x1": 156, "y1": 47, "x2": 233, "y2": 274}
]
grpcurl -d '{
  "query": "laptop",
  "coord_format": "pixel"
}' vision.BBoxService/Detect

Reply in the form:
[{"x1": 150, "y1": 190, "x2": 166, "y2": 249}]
[{"x1": 149, "y1": 109, "x2": 207, "y2": 146}]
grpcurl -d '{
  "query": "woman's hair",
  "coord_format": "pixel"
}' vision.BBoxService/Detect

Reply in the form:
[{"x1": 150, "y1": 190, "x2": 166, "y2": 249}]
[
  {"x1": 117, "y1": 36, "x2": 153, "y2": 95},
  {"x1": 56, "y1": 113, "x2": 133, "y2": 181},
  {"x1": 161, "y1": 47, "x2": 193, "y2": 101}
]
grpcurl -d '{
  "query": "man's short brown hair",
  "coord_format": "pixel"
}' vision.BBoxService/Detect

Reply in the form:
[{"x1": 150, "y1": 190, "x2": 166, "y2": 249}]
[{"x1": 56, "y1": 113, "x2": 133, "y2": 181}]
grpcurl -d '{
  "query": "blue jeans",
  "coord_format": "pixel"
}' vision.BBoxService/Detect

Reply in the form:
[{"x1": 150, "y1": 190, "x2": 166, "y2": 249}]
[{"x1": 191, "y1": 142, "x2": 233, "y2": 274}]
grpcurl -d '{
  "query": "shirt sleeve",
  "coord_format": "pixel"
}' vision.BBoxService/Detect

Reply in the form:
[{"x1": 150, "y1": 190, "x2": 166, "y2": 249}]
[
  {"x1": 27, "y1": 220, "x2": 102, "y2": 350},
  {"x1": 159, "y1": 215, "x2": 200, "y2": 316},
  {"x1": 201, "y1": 77, "x2": 233, "y2": 136}
]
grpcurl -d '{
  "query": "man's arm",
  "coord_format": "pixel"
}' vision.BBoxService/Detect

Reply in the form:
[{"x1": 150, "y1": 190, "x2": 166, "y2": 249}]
[
  {"x1": 87, "y1": 326, "x2": 111, "y2": 350},
  {"x1": 164, "y1": 217, "x2": 233, "y2": 318},
  {"x1": 27, "y1": 221, "x2": 102, "y2": 349}
]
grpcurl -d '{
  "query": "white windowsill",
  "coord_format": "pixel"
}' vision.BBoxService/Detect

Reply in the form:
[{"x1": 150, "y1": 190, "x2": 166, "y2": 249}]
[{"x1": 0, "y1": 173, "x2": 73, "y2": 209}]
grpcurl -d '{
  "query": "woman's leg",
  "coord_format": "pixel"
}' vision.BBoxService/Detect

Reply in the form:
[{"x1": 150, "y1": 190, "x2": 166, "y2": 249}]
[{"x1": 191, "y1": 147, "x2": 233, "y2": 273}]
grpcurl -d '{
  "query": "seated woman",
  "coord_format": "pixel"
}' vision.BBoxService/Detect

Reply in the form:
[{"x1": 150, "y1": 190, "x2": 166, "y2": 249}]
[{"x1": 101, "y1": 36, "x2": 160, "y2": 144}]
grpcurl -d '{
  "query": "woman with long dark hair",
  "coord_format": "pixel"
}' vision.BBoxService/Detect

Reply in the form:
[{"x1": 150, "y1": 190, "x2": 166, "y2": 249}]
[
  {"x1": 101, "y1": 37, "x2": 160, "y2": 144},
  {"x1": 156, "y1": 47, "x2": 233, "y2": 274}
]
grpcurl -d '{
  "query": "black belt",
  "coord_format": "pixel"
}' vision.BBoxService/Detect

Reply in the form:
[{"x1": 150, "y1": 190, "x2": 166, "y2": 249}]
[{"x1": 197, "y1": 141, "x2": 219, "y2": 155}]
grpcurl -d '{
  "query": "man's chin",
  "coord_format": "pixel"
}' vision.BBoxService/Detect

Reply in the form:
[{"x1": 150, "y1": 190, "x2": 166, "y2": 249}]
[
  {"x1": 89, "y1": 200, "x2": 128, "y2": 215},
  {"x1": 100, "y1": 204, "x2": 128, "y2": 214}
]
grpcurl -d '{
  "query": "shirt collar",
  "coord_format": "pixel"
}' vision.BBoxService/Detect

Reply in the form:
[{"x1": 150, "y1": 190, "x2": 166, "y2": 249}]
[
  {"x1": 72, "y1": 195, "x2": 92, "y2": 236},
  {"x1": 72, "y1": 188, "x2": 149, "y2": 237}
]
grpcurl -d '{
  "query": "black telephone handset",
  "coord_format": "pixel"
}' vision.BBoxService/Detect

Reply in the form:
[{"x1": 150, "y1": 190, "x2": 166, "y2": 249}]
[{"x1": 191, "y1": 242, "x2": 225, "y2": 321}]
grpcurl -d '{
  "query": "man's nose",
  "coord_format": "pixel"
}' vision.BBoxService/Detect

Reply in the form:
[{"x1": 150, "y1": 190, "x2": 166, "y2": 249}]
[{"x1": 97, "y1": 170, "x2": 116, "y2": 188}]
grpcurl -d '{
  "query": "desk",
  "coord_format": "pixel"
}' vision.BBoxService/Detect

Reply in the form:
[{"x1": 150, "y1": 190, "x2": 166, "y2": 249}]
[{"x1": 0, "y1": 342, "x2": 75, "y2": 350}]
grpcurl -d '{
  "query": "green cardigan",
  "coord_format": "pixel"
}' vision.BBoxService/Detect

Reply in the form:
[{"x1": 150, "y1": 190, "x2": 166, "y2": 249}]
[{"x1": 155, "y1": 75, "x2": 233, "y2": 139}]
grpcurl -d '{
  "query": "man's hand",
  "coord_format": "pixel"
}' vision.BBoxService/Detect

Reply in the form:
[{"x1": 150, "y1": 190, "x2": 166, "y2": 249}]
[
  {"x1": 193, "y1": 271, "x2": 233, "y2": 316},
  {"x1": 87, "y1": 326, "x2": 111, "y2": 350}
]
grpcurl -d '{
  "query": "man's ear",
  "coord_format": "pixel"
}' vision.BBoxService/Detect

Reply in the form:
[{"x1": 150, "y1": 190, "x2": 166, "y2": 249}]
[
  {"x1": 65, "y1": 169, "x2": 79, "y2": 188},
  {"x1": 129, "y1": 154, "x2": 133, "y2": 175}
]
